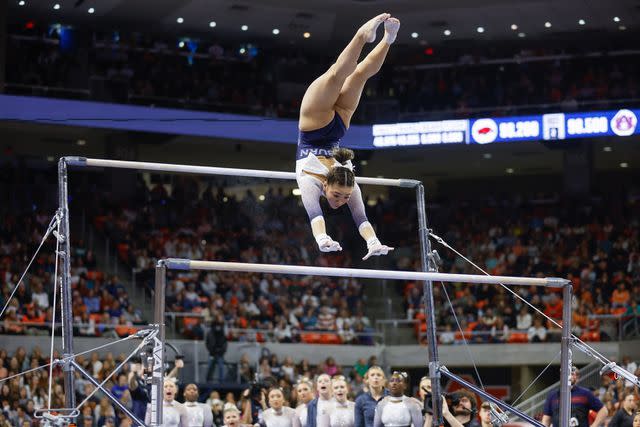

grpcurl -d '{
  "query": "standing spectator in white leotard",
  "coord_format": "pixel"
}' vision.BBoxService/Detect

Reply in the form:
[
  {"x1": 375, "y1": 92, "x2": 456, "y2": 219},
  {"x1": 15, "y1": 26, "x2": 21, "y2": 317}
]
[
  {"x1": 145, "y1": 378, "x2": 188, "y2": 427},
  {"x1": 261, "y1": 388, "x2": 302, "y2": 427},
  {"x1": 373, "y1": 372, "x2": 422, "y2": 427},
  {"x1": 319, "y1": 375, "x2": 355, "y2": 427}
]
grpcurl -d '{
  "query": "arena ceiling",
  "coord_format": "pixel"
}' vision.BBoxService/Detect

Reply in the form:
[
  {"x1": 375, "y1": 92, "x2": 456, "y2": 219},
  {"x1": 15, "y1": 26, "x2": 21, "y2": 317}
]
[{"x1": 9, "y1": 0, "x2": 639, "y2": 45}]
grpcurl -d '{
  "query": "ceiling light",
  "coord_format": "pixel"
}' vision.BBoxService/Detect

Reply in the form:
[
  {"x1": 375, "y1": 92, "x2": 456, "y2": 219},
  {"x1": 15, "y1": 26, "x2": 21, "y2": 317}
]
[
  {"x1": 613, "y1": 17, "x2": 620, "y2": 22},
  {"x1": 53, "y1": 3, "x2": 60, "y2": 9},
  {"x1": 411, "y1": 32, "x2": 419, "y2": 38},
  {"x1": 259, "y1": 195, "x2": 265, "y2": 201},
  {"x1": 292, "y1": 188, "x2": 301, "y2": 196},
  {"x1": 603, "y1": 146, "x2": 612, "y2": 152},
  {"x1": 178, "y1": 41, "x2": 185, "y2": 48},
  {"x1": 239, "y1": 47, "x2": 246, "y2": 54},
  {"x1": 176, "y1": 17, "x2": 184, "y2": 24},
  {"x1": 511, "y1": 24, "x2": 518, "y2": 30},
  {"x1": 272, "y1": 28, "x2": 280, "y2": 35},
  {"x1": 518, "y1": 32, "x2": 526, "y2": 38},
  {"x1": 506, "y1": 168, "x2": 514, "y2": 174},
  {"x1": 618, "y1": 25, "x2": 626, "y2": 31},
  {"x1": 620, "y1": 162, "x2": 628, "y2": 168},
  {"x1": 241, "y1": 25, "x2": 248, "y2": 31},
  {"x1": 483, "y1": 153, "x2": 492, "y2": 159},
  {"x1": 18, "y1": 0, "x2": 25, "y2": 5},
  {"x1": 77, "y1": 139, "x2": 86, "y2": 146},
  {"x1": 209, "y1": 21, "x2": 217, "y2": 28},
  {"x1": 88, "y1": 7, "x2": 94, "y2": 13},
  {"x1": 360, "y1": 160, "x2": 368, "y2": 166},
  {"x1": 443, "y1": 29, "x2": 451, "y2": 36},
  {"x1": 477, "y1": 26, "x2": 485, "y2": 33},
  {"x1": 47, "y1": 156, "x2": 55, "y2": 162},
  {"x1": 578, "y1": 19, "x2": 585, "y2": 25},
  {"x1": 544, "y1": 21, "x2": 552, "y2": 28},
  {"x1": 303, "y1": 32, "x2": 311, "y2": 38}
]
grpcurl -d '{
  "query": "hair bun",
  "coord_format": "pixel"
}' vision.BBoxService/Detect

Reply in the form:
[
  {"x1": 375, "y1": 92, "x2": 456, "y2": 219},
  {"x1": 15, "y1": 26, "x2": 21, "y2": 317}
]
[{"x1": 332, "y1": 148, "x2": 354, "y2": 164}]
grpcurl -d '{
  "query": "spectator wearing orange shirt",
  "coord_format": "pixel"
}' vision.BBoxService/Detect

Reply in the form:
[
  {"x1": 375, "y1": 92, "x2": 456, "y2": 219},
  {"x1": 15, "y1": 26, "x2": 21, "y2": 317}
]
[{"x1": 611, "y1": 282, "x2": 631, "y2": 309}]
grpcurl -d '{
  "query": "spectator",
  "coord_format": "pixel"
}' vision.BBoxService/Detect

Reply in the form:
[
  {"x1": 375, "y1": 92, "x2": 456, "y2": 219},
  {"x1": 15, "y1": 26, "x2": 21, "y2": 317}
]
[
  {"x1": 206, "y1": 313, "x2": 228, "y2": 382},
  {"x1": 528, "y1": 317, "x2": 548, "y2": 343},
  {"x1": 608, "y1": 393, "x2": 637, "y2": 427}
]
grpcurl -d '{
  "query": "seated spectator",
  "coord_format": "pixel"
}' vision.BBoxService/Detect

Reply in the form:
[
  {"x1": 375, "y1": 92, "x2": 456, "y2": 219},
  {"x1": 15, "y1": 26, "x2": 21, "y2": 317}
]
[{"x1": 528, "y1": 317, "x2": 548, "y2": 343}]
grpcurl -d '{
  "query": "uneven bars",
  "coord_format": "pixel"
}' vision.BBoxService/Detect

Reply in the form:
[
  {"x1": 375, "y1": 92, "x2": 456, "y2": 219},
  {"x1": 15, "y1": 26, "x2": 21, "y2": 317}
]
[
  {"x1": 63, "y1": 157, "x2": 420, "y2": 188},
  {"x1": 162, "y1": 259, "x2": 569, "y2": 287}
]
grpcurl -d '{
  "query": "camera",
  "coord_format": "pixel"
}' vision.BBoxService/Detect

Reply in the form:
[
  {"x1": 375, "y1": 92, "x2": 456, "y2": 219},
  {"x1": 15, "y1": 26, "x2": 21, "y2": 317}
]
[{"x1": 249, "y1": 376, "x2": 276, "y2": 400}]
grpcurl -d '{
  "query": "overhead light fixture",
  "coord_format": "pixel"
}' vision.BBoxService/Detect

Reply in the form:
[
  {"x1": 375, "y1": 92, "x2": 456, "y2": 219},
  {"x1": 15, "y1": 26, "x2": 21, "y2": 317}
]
[
  {"x1": 506, "y1": 168, "x2": 514, "y2": 174},
  {"x1": 518, "y1": 32, "x2": 526, "y2": 38},
  {"x1": 620, "y1": 162, "x2": 628, "y2": 168},
  {"x1": 176, "y1": 17, "x2": 184, "y2": 24},
  {"x1": 77, "y1": 139, "x2": 86, "y2": 146},
  {"x1": 178, "y1": 41, "x2": 185, "y2": 48},
  {"x1": 88, "y1": 7, "x2": 94, "y2": 13},
  {"x1": 603, "y1": 146, "x2": 612, "y2": 152},
  {"x1": 303, "y1": 32, "x2": 311, "y2": 38},
  {"x1": 18, "y1": 0, "x2": 25, "y2": 5},
  {"x1": 511, "y1": 24, "x2": 518, "y2": 30},
  {"x1": 292, "y1": 188, "x2": 301, "y2": 196},
  {"x1": 53, "y1": 3, "x2": 60, "y2": 9},
  {"x1": 544, "y1": 21, "x2": 552, "y2": 28},
  {"x1": 360, "y1": 160, "x2": 368, "y2": 166},
  {"x1": 272, "y1": 28, "x2": 280, "y2": 35},
  {"x1": 578, "y1": 19, "x2": 585, "y2": 25},
  {"x1": 47, "y1": 156, "x2": 55, "y2": 162},
  {"x1": 477, "y1": 26, "x2": 485, "y2": 33},
  {"x1": 411, "y1": 32, "x2": 419, "y2": 38},
  {"x1": 209, "y1": 21, "x2": 217, "y2": 28},
  {"x1": 618, "y1": 25, "x2": 626, "y2": 31},
  {"x1": 613, "y1": 16, "x2": 620, "y2": 22},
  {"x1": 241, "y1": 25, "x2": 248, "y2": 31},
  {"x1": 239, "y1": 47, "x2": 246, "y2": 54},
  {"x1": 443, "y1": 29, "x2": 451, "y2": 36},
  {"x1": 483, "y1": 153, "x2": 492, "y2": 159},
  {"x1": 259, "y1": 195, "x2": 265, "y2": 201}
]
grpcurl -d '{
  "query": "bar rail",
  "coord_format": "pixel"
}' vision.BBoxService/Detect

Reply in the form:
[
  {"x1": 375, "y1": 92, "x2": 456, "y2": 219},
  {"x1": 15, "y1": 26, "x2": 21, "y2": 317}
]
[
  {"x1": 63, "y1": 157, "x2": 420, "y2": 188},
  {"x1": 162, "y1": 258, "x2": 570, "y2": 287}
]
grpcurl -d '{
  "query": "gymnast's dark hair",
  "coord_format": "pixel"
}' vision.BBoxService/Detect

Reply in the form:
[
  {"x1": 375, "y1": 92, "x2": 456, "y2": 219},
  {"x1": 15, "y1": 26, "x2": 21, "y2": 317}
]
[{"x1": 326, "y1": 148, "x2": 355, "y2": 188}]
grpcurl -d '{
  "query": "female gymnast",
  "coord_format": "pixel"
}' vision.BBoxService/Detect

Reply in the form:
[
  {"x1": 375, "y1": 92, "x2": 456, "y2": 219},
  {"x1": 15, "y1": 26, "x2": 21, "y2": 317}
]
[
  {"x1": 373, "y1": 371, "x2": 423, "y2": 427},
  {"x1": 295, "y1": 13, "x2": 399, "y2": 260},
  {"x1": 319, "y1": 375, "x2": 356, "y2": 427},
  {"x1": 295, "y1": 378, "x2": 315, "y2": 427},
  {"x1": 261, "y1": 388, "x2": 302, "y2": 427}
]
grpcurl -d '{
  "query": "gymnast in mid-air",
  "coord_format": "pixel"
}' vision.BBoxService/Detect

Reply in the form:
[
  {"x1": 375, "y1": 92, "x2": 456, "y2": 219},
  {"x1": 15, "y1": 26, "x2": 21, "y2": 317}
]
[{"x1": 295, "y1": 13, "x2": 399, "y2": 260}]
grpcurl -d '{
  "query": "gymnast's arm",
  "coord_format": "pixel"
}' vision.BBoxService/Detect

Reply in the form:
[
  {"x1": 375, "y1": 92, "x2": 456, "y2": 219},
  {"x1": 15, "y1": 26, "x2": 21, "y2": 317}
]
[
  {"x1": 347, "y1": 183, "x2": 394, "y2": 260},
  {"x1": 298, "y1": 174, "x2": 342, "y2": 252}
]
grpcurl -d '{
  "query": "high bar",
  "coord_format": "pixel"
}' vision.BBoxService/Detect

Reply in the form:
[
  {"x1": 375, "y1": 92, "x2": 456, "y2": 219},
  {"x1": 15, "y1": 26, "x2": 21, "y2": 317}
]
[
  {"x1": 63, "y1": 157, "x2": 420, "y2": 188},
  {"x1": 161, "y1": 259, "x2": 570, "y2": 288}
]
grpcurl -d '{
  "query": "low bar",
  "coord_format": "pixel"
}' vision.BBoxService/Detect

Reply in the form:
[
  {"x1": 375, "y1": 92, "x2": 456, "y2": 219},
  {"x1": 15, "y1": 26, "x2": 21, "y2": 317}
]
[
  {"x1": 63, "y1": 157, "x2": 419, "y2": 188},
  {"x1": 164, "y1": 258, "x2": 569, "y2": 287}
]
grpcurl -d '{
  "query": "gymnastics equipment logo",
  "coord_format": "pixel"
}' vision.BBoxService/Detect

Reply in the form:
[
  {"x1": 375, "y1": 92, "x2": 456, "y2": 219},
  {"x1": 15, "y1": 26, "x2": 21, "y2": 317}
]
[
  {"x1": 471, "y1": 118, "x2": 498, "y2": 144},
  {"x1": 610, "y1": 109, "x2": 637, "y2": 136}
]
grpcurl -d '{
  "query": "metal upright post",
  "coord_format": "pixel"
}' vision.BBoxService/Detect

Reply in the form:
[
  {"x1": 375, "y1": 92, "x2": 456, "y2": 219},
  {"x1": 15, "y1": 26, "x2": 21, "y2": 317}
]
[
  {"x1": 559, "y1": 284, "x2": 574, "y2": 427},
  {"x1": 416, "y1": 183, "x2": 442, "y2": 426},
  {"x1": 150, "y1": 262, "x2": 167, "y2": 426},
  {"x1": 57, "y1": 158, "x2": 76, "y2": 410}
]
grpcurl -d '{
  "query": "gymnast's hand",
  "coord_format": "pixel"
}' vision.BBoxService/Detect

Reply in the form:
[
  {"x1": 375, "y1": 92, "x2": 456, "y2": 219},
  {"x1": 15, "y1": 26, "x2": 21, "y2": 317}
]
[
  {"x1": 316, "y1": 233, "x2": 343, "y2": 252},
  {"x1": 363, "y1": 237, "x2": 394, "y2": 260}
]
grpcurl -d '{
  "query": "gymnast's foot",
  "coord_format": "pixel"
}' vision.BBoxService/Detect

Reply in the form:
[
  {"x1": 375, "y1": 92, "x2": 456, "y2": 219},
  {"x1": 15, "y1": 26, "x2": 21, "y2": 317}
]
[
  {"x1": 384, "y1": 17, "x2": 400, "y2": 44},
  {"x1": 358, "y1": 13, "x2": 390, "y2": 43}
]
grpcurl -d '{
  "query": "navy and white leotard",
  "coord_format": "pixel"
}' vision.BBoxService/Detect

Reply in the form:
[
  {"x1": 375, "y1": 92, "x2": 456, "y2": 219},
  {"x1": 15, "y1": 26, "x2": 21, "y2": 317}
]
[
  {"x1": 295, "y1": 113, "x2": 368, "y2": 228},
  {"x1": 296, "y1": 113, "x2": 347, "y2": 160}
]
